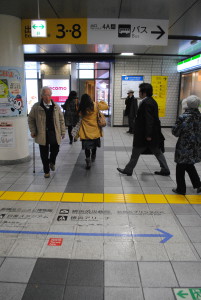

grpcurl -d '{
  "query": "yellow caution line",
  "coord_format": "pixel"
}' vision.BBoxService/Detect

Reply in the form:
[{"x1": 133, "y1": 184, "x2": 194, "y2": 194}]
[{"x1": 0, "y1": 191, "x2": 201, "y2": 204}]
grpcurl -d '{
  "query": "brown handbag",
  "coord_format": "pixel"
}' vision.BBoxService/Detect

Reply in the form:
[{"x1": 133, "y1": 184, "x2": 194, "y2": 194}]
[{"x1": 97, "y1": 103, "x2": 106, "y2": 127}]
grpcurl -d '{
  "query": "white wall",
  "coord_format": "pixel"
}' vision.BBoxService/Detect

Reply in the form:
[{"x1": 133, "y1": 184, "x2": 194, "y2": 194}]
[{"x1": 113, "y1": 57, "x2": 180, "y2": 127}]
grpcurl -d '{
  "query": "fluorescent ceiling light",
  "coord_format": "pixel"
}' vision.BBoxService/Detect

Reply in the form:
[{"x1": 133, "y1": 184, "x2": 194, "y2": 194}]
[{"x1": 120, "y1": 53, "x2": 134, "y2": 56}]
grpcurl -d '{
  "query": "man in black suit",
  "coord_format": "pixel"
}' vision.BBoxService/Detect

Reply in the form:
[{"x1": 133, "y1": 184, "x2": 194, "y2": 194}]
[
  {"x1": 117, "y1": 83, "x2": 170, "y2": 176},
  {"x1": 124, "y1": 90, "x2": 138, "y2": 133}
]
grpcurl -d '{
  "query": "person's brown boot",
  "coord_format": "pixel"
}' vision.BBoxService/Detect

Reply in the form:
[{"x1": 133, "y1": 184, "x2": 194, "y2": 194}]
[{"x1": 44, "y1": 173, "x2": 50, "y2": 178}]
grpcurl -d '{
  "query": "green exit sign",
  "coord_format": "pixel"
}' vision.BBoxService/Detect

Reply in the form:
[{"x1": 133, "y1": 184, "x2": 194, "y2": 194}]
[{"x1": 31, "y1": 20, "x2": 47, "y2": 37}]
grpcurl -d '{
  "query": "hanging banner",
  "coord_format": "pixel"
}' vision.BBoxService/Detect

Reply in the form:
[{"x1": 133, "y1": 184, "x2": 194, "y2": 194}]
[
  {"x1": 0, "y1": 67, "x2": 27, "y2": 117},
  {"x1": 22, "y1": 18, "x2": 168, "y2": 46},
  {"x1": 151, "y1": 75, "x2": 168, "y2": 117}
]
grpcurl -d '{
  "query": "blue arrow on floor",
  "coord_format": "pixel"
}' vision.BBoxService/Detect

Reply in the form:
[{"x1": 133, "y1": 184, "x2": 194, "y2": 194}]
[{"x1": 0, "y1": 228, "x2": 173, "y2": 243}]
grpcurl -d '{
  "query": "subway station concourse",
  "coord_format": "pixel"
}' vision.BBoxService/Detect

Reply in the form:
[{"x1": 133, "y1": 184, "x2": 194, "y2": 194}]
[{"x1": 1, "y1": 1, "x2": 201, "y2": 300}]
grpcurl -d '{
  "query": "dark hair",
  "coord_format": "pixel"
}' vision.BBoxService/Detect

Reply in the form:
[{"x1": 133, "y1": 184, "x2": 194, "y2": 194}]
[
  {"x1": 139, "y1": 83, "x2": 153, "y2": 97},
  {"x1": 78, "y1": 94, "x2": 94, "y2": 116},
  {"x1": 68, "y1": 90, "x2": 77, "y2": 101}
]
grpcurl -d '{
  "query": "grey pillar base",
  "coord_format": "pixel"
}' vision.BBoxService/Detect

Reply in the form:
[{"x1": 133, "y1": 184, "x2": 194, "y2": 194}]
[{"x1": 0, "y1": 155, "x2": 31, "y2": 165}]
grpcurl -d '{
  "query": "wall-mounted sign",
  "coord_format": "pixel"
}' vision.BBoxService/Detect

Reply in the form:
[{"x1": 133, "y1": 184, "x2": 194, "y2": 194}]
[
  {"x1": 31, "y1": 20, "x2": 47, "y2": 37},
  {"x1": 0, "y1": 67, "x2": 27, "y2": 117},
  {"x1": 121, "y1": 75, "x2": 144, "y2": 98},
  {"x1": 22, "y1": 18, "x2": 168, "y2": 46},
  {"x1": 151, "y1": 75, "x2": 168, "y2": 117},
  {"x1": 177, "y1": 53, "x2": 201, "y2": 72},
  {"x1": 0, "y1": 121, "x2": 15, "y2": 148}
]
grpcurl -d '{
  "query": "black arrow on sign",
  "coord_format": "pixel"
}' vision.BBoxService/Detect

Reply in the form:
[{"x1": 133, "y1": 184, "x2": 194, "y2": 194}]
[{"x1": 151, "y1": 25, "x2": 165, "y2": 39}]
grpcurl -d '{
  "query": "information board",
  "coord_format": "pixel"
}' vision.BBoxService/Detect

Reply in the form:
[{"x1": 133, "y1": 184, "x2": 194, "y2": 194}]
[{"x1": 121, "y1": 75, "x2": 144, "y2": 98}]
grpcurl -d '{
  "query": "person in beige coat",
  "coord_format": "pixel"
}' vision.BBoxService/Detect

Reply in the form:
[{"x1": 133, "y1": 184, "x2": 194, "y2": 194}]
[
  {"x1": 78, "y1": 93, "x2": 108, "y2": 169},
  {"x1": 28, "y1": 86, "x2": 65, "y2": 178}
]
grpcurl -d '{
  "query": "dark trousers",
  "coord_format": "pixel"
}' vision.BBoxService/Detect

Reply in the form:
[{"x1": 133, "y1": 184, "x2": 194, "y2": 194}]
[
  {"x1": 124, "y1": 145, "x2": 170, "y2": 174},
  {"x1": 68, "y1": 125, "x2": 73, "y2": 142},
  {"x1": 85, "y1": 148, "x2": 97, "y2": 158},
  {"x1": 176, "y1": 163, "x2": 201, "y2": 193},
  {"x1": 39, "y1": 143, "x2": 60, "y2": 173},
  {"x1": 128, "y1": 117, "x2": 135, "y2": 133}
]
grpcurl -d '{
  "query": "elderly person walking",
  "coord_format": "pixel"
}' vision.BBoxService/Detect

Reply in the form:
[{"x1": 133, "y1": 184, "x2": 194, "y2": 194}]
[
  {"x1": 172, "y1": 95, "x2": 201, "y2": 195},
  {"x1": 28, "y1": 86, "x2": 65, "y2": 178}
]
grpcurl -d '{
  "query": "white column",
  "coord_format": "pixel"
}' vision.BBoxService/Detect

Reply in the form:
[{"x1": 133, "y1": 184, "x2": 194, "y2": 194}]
[{"x1": 0, "y1": 15, "x2": 30, "y2": 164}]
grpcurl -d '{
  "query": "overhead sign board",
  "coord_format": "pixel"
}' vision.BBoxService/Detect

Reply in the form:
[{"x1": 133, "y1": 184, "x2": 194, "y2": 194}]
[
  {"x1": 22, "y1": 18, "x2": 168, "y2": 46},
  {"x1": 31, "y1": 20, "x2": 47, "y2": 37},
  {"x1": 88, "y1": 18, "x2": 168, "y2": 46}
]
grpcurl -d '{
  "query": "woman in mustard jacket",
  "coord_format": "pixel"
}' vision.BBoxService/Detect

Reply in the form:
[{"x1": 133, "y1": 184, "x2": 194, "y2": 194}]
[{"x1": 78, "y1": 94, "x2": 108, "y2": 169}]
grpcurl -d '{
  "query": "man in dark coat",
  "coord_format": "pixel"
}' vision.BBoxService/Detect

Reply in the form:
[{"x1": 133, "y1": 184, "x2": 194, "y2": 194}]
[
  {"x1": 124, "y1": 90, "x2": 138, "y2": 133},
  {"x1": 117, "y1": 83, "x2": 170, "y2": 176}
]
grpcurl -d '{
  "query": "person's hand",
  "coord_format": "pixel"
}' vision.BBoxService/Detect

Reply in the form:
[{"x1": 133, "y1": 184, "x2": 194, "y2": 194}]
[
  {"x1": 62, "y1": 135, "x2": 65, "y2": 139},
  {"x1": 31, "y1": 133, "x2": 36, "y2": 138},
  {"x1": 146, "y1": 137, "x2": 152, "y2": 141}
]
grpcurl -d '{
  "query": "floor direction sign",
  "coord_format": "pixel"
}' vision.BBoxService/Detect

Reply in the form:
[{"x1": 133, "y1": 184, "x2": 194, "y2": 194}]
[{"x1": 174, "y1": 288, "x2": 201, "y2": 300}]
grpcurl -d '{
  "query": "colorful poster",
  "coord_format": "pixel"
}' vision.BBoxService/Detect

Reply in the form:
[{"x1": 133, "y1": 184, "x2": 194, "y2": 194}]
[
  {"x1": 0, "y1": 121, "x2": 15, "y2": 148},
  {"x1": 0, "y1": 67, "x2": 27, "y2": 117},
  {"x1": 151, "y1": 76, "x2": 168, "y2": 117}
]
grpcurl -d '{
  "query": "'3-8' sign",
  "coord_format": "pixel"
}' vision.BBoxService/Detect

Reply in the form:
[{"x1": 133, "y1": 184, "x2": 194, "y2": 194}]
[{"x1": 56, "y1": 24, "x2": 82, "y2": 39}]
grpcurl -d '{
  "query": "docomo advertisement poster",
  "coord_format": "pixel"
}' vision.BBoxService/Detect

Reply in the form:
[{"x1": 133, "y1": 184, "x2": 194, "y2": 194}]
[
  {"x1": 42, "y1": 79, "x2": 69, "y2": 103},
  {"x1": 0, "y1": 67, "x2": 27, "y2": 117}
]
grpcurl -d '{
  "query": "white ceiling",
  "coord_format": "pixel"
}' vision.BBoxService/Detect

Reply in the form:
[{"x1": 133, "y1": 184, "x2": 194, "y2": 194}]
[{"x1": 1, "y1": 0, "x2": 201, "y2": 59}]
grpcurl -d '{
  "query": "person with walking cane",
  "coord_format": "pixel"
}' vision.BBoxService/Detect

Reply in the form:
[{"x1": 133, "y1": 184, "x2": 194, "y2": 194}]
[{"x1": 28, "y1": 86, "x2": 65, "y2": 178}]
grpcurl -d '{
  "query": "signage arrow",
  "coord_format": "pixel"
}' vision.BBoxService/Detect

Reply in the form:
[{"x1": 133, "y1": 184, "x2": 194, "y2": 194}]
[
  {"x1": 0, "y1": 228, "x2": 173, "y2": 243},
  {"x1": 177, "y1": 290, "x2": 189, "y2": 299},
  {"x1": 151, "y1": 25, "x2": 165, "y2": 39},
  {"x1": 32, "y1": 24, "x2": 44, "y2": 29}
]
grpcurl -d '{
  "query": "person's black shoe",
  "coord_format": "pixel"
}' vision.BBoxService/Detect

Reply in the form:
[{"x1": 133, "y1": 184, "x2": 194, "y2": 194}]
[
  {"x1": 172, "y1": 188, "x2": 186, "y2": 195},
  {"x1": 197, "y1": 186, "x2": 201, "y2": 193},
  {"x1": 117, "y1": 168, "x2": 132, "y2": 176},
  {"x1": 154, "y1": 171, "x2": 170, "y2": 176},
  {"x1": 69, "y1": 140, "x2": 73, "y2": 144}
]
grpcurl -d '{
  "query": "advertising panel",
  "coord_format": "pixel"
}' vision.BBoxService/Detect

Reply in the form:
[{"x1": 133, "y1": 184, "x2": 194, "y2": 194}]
[
  {"x1": 0, "y1": 67, "x2": 27, "y2": 117},
  {"x1": 42, "y1": 79, "x2": 69, "y2": 104}
]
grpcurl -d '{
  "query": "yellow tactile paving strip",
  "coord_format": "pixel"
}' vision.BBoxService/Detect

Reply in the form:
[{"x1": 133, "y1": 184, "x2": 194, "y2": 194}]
[{"x1": 0, "y1": 191, "x2": 200, "y2": 204}]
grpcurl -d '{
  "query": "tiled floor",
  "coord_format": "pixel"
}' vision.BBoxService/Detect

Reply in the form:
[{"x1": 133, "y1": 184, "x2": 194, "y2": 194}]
[{"x1": 0, "y1": 126, "x2": 201, "y2": 300}]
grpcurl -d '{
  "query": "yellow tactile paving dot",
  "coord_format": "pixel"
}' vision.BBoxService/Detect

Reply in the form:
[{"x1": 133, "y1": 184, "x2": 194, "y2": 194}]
[
  {"x1": 61, "y1": 193, "x2": 83, "y2": 202},
  {"x1": 185, "y1": 195, "x2": 201, "y2": 204},
  {"x1": 19, "y1": 192, "x2": 43, "y2": 201},
  {"x1": 83, "y1": 193, "x2": 103, "y2": 202},
  {"x1": 104, "y1": 193, "x2": 125, "y2": 203},
  {"x1": 165, "y1": 194, "x2": 189, "y2": 204},
  {"x1": 40, "y1": 192, "x2": 63, "y2": 202},
  {"x1": 125, "y1": 194, "x2": 146, "y2": 203},
  {"x1": 0, "y1": 191, "x2": 24, "y2": 200},
  {"x1": 145, "y1": 194, "x2": 168, "y2": 203}
]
